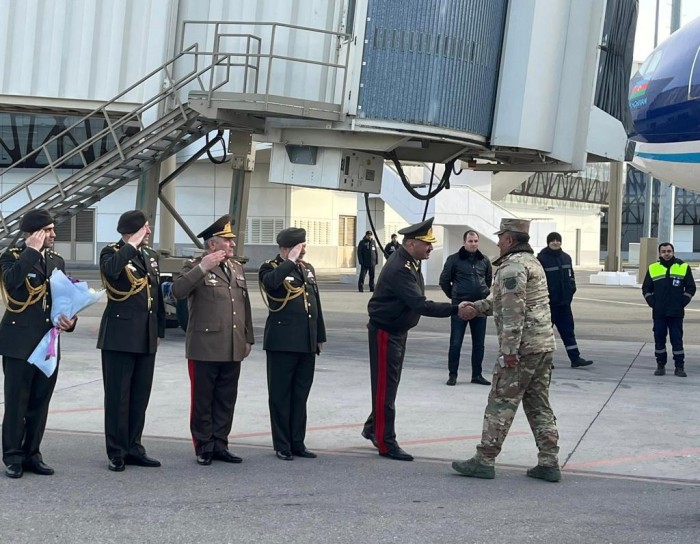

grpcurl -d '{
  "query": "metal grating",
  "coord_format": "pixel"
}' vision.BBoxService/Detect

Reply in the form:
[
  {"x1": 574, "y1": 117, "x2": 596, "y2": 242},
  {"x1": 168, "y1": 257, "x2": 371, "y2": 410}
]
[{"x1": 357, "y1": 0, "x2": 508, "y2": 137}]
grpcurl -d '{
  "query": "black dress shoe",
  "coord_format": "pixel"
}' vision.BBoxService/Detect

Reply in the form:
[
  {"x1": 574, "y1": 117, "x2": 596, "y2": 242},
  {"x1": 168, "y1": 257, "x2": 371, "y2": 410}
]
[
  {"x1": 197, "y1": 452, "x2": 213, "y2": 466},
  {"x1": 571, "y1": 358, "x2": 593, "y2": 368},
  {"x1": 275, "y1": 450, "x2": 294, "y2": 461},
  {"x1": 124, "y1": 453, "x2": 161, "y2": 467},
  {"x1": 108, "y1": 457, "x2": 125, "y2": 472},
  {"x1": 446, "y1": 375, "x2": 457, "y2": 386},
  {"x1": 380, "y1": 446, "x2": 414, "y2": 461},
  {"x1": 361, "y1": 429, "x2": 379, "y2": 448},
  {"x1": 5, "y1": 463, "x2": 23, "y2": 479},
  {"x1": 379, "y1": 446, "x2": 413, "y2": 461},
  {"x1": 213, "y1": 450, "x2": 243, "y2": 463},
  {"x1": 471, "y1": 375, "x2": 491, "y2": 386},
  {"x1": 24, "y1": 459, "x2": 54, "y2": 475},
  {"x1": 292, "y1": 449, "x2": 317, "y2": 458}
]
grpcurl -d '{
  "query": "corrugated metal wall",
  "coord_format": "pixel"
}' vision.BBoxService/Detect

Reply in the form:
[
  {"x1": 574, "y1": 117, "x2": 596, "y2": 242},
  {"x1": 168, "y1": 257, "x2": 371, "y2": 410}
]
[
  {"x1": 357, "y1": 0, "x2": 508, "y2": 137},
  {"x1": 0, "y1": 0, "x2": 172, "y2": 104}
]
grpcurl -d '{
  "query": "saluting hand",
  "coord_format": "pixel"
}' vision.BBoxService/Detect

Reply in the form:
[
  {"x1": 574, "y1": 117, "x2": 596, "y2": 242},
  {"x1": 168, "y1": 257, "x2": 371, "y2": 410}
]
[
  {"x1": 25, "y1": 230, "x2": 47, "y2": 251},
  {"x1": 127, "y1": 225, "x2": 150, "y2": 249},
  {"x1": 200, "y1": 250, "x2": 228, "y2": 272},
  {"x1": 287, "y1": 243, "x2": 304, "y2": 262}
]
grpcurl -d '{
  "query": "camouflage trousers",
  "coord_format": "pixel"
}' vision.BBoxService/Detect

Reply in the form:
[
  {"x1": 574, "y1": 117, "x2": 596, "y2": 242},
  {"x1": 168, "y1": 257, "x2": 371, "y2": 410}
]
[{"x1": 475, "y1": 351, "x2": 559, "y2": 467}]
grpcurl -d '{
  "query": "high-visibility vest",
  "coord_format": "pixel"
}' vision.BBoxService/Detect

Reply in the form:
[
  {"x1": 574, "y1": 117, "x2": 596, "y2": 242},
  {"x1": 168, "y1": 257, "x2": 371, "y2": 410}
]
[{"x1": 648, "y1": 261, "x2": 688, "y2": 282}]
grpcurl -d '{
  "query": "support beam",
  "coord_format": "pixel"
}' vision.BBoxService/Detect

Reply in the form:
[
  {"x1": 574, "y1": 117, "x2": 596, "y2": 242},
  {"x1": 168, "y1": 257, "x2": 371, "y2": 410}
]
[
  {"x1": 158, "y1": 155, "x2": 177, "y2": 255},
  {"x1": 135, "y1": 167, "x2": 160, "y2": 224},
  {"x1": 605, "y1": 161, "x2": 624, "y2": 271},
  {"x1": 229, "y1": 134, "x2": 256, "y2": 259}
]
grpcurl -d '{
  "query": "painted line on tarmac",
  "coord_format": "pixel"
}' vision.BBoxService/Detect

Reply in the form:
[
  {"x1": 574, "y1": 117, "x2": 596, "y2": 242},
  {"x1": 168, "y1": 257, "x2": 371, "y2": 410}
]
[
  {"x1": 37, "y1": 428, "x2": 700, "y2": 485},
  {"x1": 576, "y1": 296, "x2": 700, "y2": 312},
  {"x1": 566, "y1": 448, "x2": 700, "y2": 469}
]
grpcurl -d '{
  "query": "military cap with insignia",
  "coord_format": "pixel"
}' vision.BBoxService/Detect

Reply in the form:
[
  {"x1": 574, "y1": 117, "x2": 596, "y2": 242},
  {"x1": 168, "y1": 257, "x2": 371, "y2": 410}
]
[
  {"x1": 276, "y1": 227, "x2": 306, "y2": 247},
  {"x1": 198, "y1": 215, "x2": 235, "y2": 240},
  {"x1": 117, "y1": 210, "x2": 147, "y2": 234},
  {"x1": 399, "y1": 217, "x2": 437, "y2": 244},
  {"x1": 494, "y1": 218, "x2": 530, "y2": 236},
  {"x1": 20, "y1": 209, "x2": 54, "y2": 232}
]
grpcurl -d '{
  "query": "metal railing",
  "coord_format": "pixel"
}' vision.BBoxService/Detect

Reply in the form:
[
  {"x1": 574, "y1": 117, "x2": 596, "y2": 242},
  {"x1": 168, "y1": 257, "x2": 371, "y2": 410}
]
[{"x1": 179, "y1": 20, "x2": 352, "y2": 109}]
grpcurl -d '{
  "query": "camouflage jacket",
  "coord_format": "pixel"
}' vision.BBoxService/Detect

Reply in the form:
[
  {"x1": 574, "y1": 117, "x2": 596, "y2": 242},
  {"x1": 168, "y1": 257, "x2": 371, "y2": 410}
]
[{"x1": 473, "y1": 243, "x2": 555, "y2": 356}]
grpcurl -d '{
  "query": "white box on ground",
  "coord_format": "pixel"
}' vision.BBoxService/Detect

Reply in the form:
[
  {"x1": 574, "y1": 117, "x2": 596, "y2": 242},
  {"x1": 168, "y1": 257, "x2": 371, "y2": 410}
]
[{"x1": 589, "y1": 271, "x2": 638, "y2": 286}]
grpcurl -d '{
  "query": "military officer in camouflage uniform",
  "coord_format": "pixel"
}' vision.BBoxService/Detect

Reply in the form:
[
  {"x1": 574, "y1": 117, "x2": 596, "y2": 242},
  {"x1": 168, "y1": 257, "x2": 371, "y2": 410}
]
[{"x1": 452, "y1": 218, "x2": 560, "y2": 482}]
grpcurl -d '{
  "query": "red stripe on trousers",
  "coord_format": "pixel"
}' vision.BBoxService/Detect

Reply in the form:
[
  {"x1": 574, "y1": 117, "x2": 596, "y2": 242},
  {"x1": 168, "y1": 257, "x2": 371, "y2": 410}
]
[
  {"x1": 187, "y1": 359, "x2": 196, "y2": 449},
  {"x1": 375, "y1": 328, "x2": 389, "y2": 454}
]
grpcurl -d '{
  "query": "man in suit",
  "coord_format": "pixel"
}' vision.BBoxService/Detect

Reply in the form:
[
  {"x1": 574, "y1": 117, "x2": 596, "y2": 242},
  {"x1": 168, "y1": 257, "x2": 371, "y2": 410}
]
[
  {"x1": 0, "y1": 210, "x2": 76, "y2": 479},
  {"x1": 259, "y1": 227, "x2": 326, "y2": 461},
  {"x1": 97, "y1": 210, "x2": 165, "y2": 472},
  {"x1": 172, "y1": 215, "x2": 254, "y2": 466}
]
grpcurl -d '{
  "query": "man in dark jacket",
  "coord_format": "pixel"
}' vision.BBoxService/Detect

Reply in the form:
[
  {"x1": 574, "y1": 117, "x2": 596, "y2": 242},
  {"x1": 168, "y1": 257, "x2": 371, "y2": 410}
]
[
  {"x1": 439, "y1": 230, "x2": 492, "y2": 386},
  {"x1": 361, "y1": 218, "x2": 471, "y2": 461},
  {"x1": 537, "y1": 232, "x2": 593, "y2": 368},
  {"x1": 642, "y1": 242, "x2": 695, "y2": 377},
  {"x1": 384, "y1": 234, "x2": 400, "y2": 257},
  {"x1": 259, "y1": 228, "x2": 325, "y2": 460},
  {"x1": 98, "y1": 210, "x2": 165, "y2": 472},
  {"x1": 0, "y1": 210, "x2": 76, "y2": 479},
  {"x1": 357, "y1": 230, "x2": 378, "y2": 292}
]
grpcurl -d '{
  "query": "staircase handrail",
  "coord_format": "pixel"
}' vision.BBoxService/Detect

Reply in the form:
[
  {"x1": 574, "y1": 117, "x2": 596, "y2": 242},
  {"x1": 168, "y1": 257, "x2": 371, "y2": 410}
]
[
  {"x1": 0, "y1": 45, "x2": 240, "y2": 207},
  {"x1": 424, "y1": 162, "x2": 516, "y2": 216}
]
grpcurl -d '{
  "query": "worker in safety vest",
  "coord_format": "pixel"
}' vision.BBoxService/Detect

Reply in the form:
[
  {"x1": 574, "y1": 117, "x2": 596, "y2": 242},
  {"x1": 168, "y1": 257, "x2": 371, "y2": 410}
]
[{"x1": 642, "y1": 242, "x2": 696, "y2": 377}]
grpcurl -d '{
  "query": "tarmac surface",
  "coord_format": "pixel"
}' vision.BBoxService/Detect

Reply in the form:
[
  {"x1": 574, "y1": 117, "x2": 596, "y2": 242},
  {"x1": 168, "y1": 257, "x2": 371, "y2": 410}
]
[{"x1": 1, "y1": 268, "x2": 699, "y2": 543}]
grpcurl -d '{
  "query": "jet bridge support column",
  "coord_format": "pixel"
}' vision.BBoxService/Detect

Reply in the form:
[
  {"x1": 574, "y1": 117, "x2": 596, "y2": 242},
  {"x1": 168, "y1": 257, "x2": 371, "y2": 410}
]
[
  {"x1": 136, "y1": 167, "x2": 161, "y2": 225},
  {"x1": 605, "y1": 161, "x2": 624, "y2": 272},
  {"x1": 229, "y1": 134, "x2": 256, "y2": 260}
]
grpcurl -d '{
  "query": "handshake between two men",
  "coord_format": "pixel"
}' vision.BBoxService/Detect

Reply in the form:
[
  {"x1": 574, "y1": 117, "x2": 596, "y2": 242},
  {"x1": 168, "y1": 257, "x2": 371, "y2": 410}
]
[{"x1": 457, "y1": 301, "x2": 479, "y2": 321}]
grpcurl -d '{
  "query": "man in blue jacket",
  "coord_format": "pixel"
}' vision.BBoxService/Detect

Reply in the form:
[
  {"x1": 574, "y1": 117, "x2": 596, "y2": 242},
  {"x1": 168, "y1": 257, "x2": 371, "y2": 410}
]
[
  {"x1": 537, "y1": 232, "x2": 593, "y2": 368},
  {"x1": 642, "y1": 242, "x2": 695, "y2": 377},
  {"x1": 439, "y1": 230, "x2": 492, "y2": 386}
]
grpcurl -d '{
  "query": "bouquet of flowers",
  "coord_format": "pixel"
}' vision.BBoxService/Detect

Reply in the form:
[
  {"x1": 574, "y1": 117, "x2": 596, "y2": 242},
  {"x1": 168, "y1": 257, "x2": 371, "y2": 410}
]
[{"x1": 28, "y1": 269, "x2": 105, "y2": 377}]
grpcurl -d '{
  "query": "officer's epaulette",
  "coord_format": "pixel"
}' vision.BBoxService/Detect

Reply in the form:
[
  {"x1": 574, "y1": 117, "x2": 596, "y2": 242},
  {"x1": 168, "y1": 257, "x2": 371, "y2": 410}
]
[
  {"x1": 188, "y1": 257, "x2": 202, "y2": 263},
  {"x1": 143, "y1": 245, "x2": 156, "y2": 253},
  {"x1": 47, "y1": 248, "x2": 61, "y2": 257},
  {"x1": 404, "y1": 260, "x2": 411, "y2": 269},
  {"x1": 8, "y1": 247, "x2": 21, "y2": 259}
]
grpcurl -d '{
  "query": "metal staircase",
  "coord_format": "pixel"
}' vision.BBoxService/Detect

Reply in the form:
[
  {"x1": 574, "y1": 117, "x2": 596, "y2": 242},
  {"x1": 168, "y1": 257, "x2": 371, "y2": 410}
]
[
  {"x1": 0, "y1": 44, "x2": 226, "y2": 248},
  {"x1": 0, "y1": 21, "x2": 351, "y2": 249}
]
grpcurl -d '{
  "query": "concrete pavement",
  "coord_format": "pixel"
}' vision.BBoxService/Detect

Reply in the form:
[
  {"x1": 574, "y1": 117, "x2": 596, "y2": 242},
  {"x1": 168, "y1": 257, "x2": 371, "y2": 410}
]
[{"x1": 1, "y1": 271, "x2": 699, "y2": 543}]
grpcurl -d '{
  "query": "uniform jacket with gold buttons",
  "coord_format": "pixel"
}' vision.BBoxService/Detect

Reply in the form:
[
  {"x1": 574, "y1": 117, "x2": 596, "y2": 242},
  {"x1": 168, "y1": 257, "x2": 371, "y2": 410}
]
[
  {"x1": 259, "y1": 256, "x2": 326, "y2": 353},
  {"x1": 97, "y1": 241, "x2": 165, "y2": 354},
  {"x1": 0, "y1": 245, "x2": 72, "y2": 360},
  {"x1": 172, "y1": 257, "x2": 254, "y2": 362}
]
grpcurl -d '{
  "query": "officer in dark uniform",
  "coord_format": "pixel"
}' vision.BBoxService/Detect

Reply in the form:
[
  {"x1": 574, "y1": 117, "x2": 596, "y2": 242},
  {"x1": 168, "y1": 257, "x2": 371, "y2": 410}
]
[
  {"x1": 172, "y1": 215, "x2": 254, "y2": 466},
  {"x1": 362, "y1": 217, "x2": 468, "y2": 461},
  {"x1": 97, "y1": 210, "x2": 165, "y2": 472},
  {"x1": 0, "y1": 210, "x2": 76, "y2": 479},
  {"x1": 259, "y1": 227, "x2": 326, "y2": 461}
]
